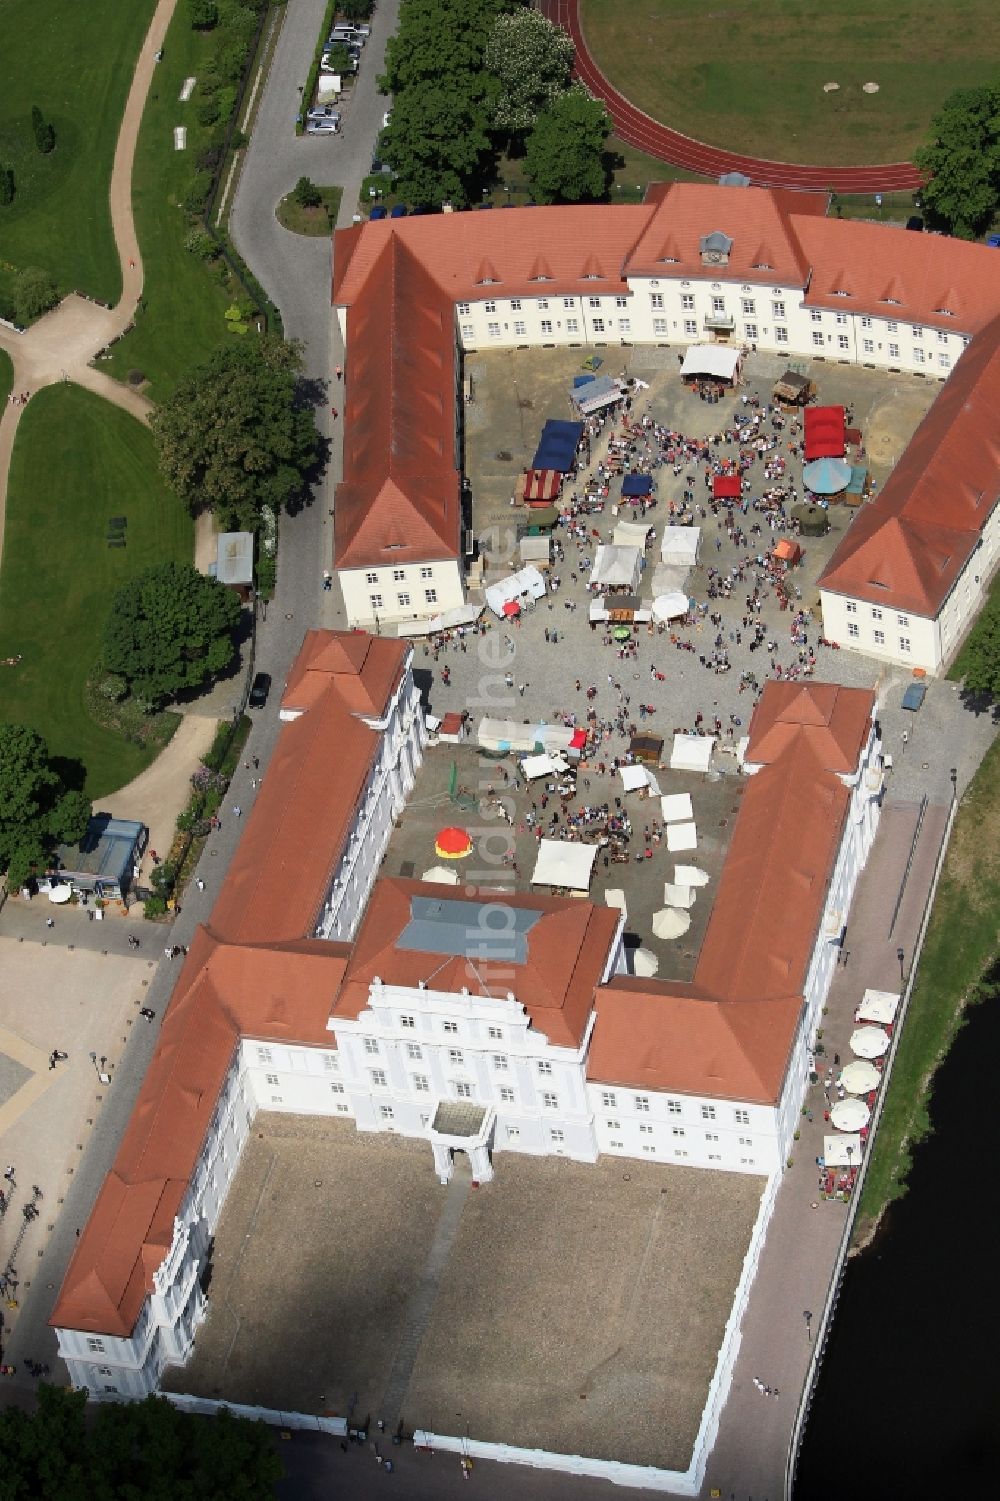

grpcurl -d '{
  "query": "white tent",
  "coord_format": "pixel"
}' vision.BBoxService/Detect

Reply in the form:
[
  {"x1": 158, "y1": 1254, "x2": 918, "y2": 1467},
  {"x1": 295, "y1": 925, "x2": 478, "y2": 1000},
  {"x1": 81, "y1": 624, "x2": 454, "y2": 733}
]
[
  {"x1": 822, "y1": 1134, "x2": 862, "y2": 1168},
  {"x1": 591, "y1": 544, "x2": 642, "y2": 592},
  {"x1": 572, "y1": 375, "x2": 624, "y2": 415},
  {"x1": 666, "y1": 821, "x2": 698, "y2": 852},
  {"x1": 660, "y1": 526, "x2": 701, "y2": 567},
  {"x1": 670, "y1": 734, "x2": 715, "y2": 773},
  {"x1": 660, "y1": 792, "x2": 693, "y2": 823},
  {"x1": 652, "y1": 907, "x2": 691, "y2": 939},
  {"x1": 397, "y1": 602, "x2": 484, "y2": 637},
  {"x1": 663, "y1": 882, "x2": 696, "y2": 908},
  {"x1": 522, "y1": 753, "x2": 557, "y2": 780},
  {"x1": 421, "y1": 866, "x2": 460, "y2": 886},
  {"x1": 619, "y1": 764, "x2": 650, "y2": 792},
  {"x1": 604, "y1": 888, "x2": 627, "y2": 919},
  {"x1": 612, "y1": 519, "x2": 652, "y2": 549},
  {"x1": 652, "y1": 591, "x2": 689, "y2": 622},
  {"x1": 856, "y1": 989, "x2": 900, "y2": 1025},
  {"x1": 484, "y1": 565, "x2": 546, "y2": 617},
  {"x1": 632, "y1": 947, "x2": 659, "y2": 977},
  {"x1": 680, "y1": 344, "x2": 741, "y2": 382},
  {"x1": 651, "y1": 563, "x2": 691, "y2": 597},
  {"x1": 518, "y1": 535, "x2": 551, "y2": 565},
  {"x1": 674, "y1": 864, "x2": 710, "y2": 887},
  {"x1": 530, "y1": 839, "x2": 598, "y2": 891}
]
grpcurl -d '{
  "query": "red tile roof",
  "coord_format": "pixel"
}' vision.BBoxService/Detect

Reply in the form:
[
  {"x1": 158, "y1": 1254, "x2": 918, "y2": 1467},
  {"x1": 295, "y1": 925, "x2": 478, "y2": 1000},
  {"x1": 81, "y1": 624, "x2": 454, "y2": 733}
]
[
  {"x1": 626, "y1": 183, "x2": 816, "y2": 287},
  {"x1": 819, "y1": 313, "x2": 1000, "y2": 614},
  {"x1": 333, "y1": 878, "x2": 621, "y2": 1050},
  {"x1": 588, "y1": 682, "x2": 872, "y2": 1104}
]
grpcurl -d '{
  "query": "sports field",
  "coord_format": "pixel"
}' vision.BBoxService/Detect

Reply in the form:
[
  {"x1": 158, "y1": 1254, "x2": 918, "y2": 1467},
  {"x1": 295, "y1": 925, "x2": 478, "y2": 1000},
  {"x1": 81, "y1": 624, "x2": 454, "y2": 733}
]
[
  {"x1": 581, "y1": 0, "x2": 1000, "y2": 166},
  {"x1": 0, "y1": 385, "x2": 192, "y2": 795},
  {"x1": 0, "y1": 0, "x2": 155, "y2": 312}
]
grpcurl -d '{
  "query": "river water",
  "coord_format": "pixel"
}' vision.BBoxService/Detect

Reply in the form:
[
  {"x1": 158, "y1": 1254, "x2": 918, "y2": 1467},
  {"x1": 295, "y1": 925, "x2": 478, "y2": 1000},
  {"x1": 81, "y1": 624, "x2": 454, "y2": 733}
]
[{"x1": 795, "y1": 977, "x2": 1000, "y2": 1497}]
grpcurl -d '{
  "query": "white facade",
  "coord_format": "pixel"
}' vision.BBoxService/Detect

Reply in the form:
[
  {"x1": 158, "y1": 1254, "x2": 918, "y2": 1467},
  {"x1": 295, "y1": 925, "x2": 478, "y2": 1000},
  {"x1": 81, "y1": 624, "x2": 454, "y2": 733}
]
[{"x1": 338, "y1": 557, "x2": 465, "y2": 633}]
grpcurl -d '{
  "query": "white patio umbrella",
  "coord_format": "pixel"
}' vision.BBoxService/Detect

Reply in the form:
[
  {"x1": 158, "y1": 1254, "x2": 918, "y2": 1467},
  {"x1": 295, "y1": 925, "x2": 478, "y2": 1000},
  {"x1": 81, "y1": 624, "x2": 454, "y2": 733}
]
[
  {"x1": 421, "y1": 865, "x2": 460, "y2": 886},
  {"x1": 840, "y1": 1060, "x2": 880, "y2": 1095},
  {"x1": 850, "y1": 1025, "x2": 889, "y2": 1059},
  {"x1": 652, "y1": 907, "x2": 691, "y2": 940},
  {"x1": 47, "y1": 884, "x2": 73, "y2": 904},
  {"x1": 632, "y1": 947, "x2": 659, "y2": 977},
  {"x1": 663, "y1": 882, "x2": 696, "y2": 908},
  {"x1": 830, "y1": 1096, "x2": 871, "y2": 1132}
]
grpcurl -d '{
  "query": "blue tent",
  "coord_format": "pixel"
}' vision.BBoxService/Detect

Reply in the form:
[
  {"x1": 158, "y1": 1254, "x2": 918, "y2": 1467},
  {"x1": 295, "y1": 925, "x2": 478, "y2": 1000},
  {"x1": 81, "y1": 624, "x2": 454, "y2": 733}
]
[
  {"x1": 532, "y1": 419, "x2": 584, "y2": 473},
  {"x1": 622, "y1": 474, "x2": 653, "y2": 497}
]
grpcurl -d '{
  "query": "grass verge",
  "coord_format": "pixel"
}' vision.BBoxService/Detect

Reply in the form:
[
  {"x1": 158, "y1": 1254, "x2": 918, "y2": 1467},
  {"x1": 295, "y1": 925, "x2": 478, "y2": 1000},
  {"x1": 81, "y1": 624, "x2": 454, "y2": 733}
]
[
  {"x1": 853, "y1": 736, "x2": 1000, "y2": 1245},
  {"x1": 580, "y1": 0, "x2": 1000, "y2": 167},
  {"x1": 0, "y1": 349, "x2": 12, "y2": 407},
  {"x1": 0, "y1": 0, "x2": 154, "y2": 313},
  {"x1": 947, "y1": 569, "x2": 1000, "y2": 685},
  {"x1": 0, "y1": 385, "x2": 193, "y2": 796},
  {"x1": 276, "y1": 186, "x2": 343, "y2": 235}
]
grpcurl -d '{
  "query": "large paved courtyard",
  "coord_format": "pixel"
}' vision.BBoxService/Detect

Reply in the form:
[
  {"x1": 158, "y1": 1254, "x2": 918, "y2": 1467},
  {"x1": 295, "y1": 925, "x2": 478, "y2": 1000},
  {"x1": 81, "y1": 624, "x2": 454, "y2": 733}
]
[{"x1": 164, "y1": 1115, "x2": 764, "y2": 1473}]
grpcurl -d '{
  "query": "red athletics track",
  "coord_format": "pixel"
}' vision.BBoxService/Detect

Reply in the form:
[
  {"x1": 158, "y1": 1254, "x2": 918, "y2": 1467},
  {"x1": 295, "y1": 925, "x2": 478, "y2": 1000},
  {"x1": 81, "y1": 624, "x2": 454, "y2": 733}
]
[{"x1": 539, "y1": 0, "x2": 924, "y2": 193}]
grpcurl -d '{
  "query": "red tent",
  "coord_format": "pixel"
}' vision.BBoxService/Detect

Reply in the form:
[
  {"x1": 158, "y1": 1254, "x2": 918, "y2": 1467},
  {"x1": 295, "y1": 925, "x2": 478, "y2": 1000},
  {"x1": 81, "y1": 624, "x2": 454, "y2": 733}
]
[
  {"x1": 569, "y1": 728, "x2": 587, "y2": 749},
  {"x1": 522, "y1": 469, "x2": 561, "y2": 503},
  {"x1": 712, "y1": 474, "x2": 742, "y2": 500},
  {"x1": 804, "y1": 406, "x2": 846, "y2": 459},
  {"x1": 773, "y1": 538, "x2": 802, "y2": 564}
]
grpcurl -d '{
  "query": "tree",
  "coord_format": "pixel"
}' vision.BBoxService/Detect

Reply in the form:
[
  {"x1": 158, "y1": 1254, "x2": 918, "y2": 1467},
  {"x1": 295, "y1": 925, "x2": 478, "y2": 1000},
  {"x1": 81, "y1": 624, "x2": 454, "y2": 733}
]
[
  {"x1": 484, "y1": 7, "x2": 574, "y2": 137},
  {"x1": 292, "y1": 175, "x2": 321, "y2": 208},
  {"x1": 187, "y1": 0, "x2": 219, "y2": 28},
  {"x1": 957, "y1": 596, "x2": 1000, "y2": 699},
  {"x1": 523, "y1": 85, "x2": 610, "y2": 204},
  {"x1": 31, "y1": 103, "x2": 55, "y2": 154},
  {"x1": 102, "y1": 562, "x2": 242, "y2": 707},
  {"x1": 0, "y1": 1385, "x2": 282, "y2": 1499},
  {"x1": 324, "y1": 42, "x2": 352, "y2": 75},
  {"x1": 342, "y1": 0, "x2": 375, "y2": 21},
  {"x1": 0, "y1": 724, "x2": 90, "y2": 887},
  {"x1": 149, "y1": 338, "x2": 321, "y2": 531},
  {"x1": 380, "y1": 85, "x2": 492, "y2": 207},
  {"x1": 13, "y1": 265, "x2": 59, "y2": 322},
  {"x1": 0, "y1": 162, "x2": 14, "y2": 205},
  {"x1": 914, "y1": 86, "x2": 1000, "y2": 240},
  {"x1": 381, "y1": 0, "x2": 508, "y2": 98}
]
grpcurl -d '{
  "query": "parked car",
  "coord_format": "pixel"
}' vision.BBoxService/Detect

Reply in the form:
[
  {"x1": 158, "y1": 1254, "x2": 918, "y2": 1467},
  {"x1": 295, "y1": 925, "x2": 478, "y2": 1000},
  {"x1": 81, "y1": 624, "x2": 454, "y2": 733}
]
[
  {"x1": 389, "y1": 204, "x2": 407, "y2": 218},
  {"x1": 248, "y1": 672, "x2": 271, "y2": 708},
  {"x1": 306, "y1": 105, "x2": 339, "y2": 121},
  {"x1": 382, "y1": 108, "x2": 392, "y2": 128},
  {"x1": 307, "y1": 118, "x2": 340, "y2": 135},
  {"x1": 370, "y1": 205, "x2": 387, "y2": 220}
]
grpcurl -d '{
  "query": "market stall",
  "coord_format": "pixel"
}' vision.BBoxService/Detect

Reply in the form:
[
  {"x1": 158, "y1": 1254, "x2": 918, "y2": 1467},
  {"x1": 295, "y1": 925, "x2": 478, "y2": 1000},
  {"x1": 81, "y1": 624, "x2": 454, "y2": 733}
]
[{"x1": 804, "y1": 405, "x2": 846, "y2": 459}]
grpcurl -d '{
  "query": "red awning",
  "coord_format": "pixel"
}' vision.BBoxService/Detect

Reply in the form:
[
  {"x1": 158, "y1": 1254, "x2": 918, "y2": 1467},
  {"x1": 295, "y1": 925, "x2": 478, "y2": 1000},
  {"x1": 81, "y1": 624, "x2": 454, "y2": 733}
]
[
  {"x1": 713, "y1": 474, "x2": 742, "y2": 499},
  {"x1": 804, "y1": 406, "x2": 846, "y2": 460},
  {"x1": 523, "y1": 469, "x2": 561, "y2": 503}
]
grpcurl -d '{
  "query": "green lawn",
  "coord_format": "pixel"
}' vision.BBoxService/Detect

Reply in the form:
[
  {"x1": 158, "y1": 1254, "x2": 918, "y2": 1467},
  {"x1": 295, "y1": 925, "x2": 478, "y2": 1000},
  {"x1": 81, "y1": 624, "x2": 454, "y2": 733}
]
[
  {"x1": 581, "y1": 0, "x2": 1000, "y2": 166},
  {"x1": 0, "y1": 0, "x2": 155, "y2": 313},
  {"x1": 853, "y1": 736, "x2": 1000, "y2": 1245},
  {"x1": 103, "y1": 5, "x2": 246, "y2": 399},
  {"x1": 0, "y1": 385, "x2": 193, "y2": 796},
  {"x1": 0, "y1": 350, "x2": 12, "y2": 407}
]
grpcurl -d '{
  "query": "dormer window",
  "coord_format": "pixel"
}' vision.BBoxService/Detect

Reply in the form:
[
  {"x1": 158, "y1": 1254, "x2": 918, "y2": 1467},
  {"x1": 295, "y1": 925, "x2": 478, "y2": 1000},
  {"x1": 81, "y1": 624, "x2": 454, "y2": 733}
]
[
  {"x1": 832, "y1": 289, "x2": 852, "y2": 297},
  {"x1": 751, "y1": 261, "x2": 772, "y2": 271},
  {"x1": 881, "y1": 297, "x2": 901, "y2": 305},
  {"x1": 699, "y1": 230, "x2": 733, "y2": 268},
  {"x1": 658, "y1": 255, "x2": 679, "y2": 264},
  {"x1": 933, "y1": 306, "x2": 954, "y2": 317}
]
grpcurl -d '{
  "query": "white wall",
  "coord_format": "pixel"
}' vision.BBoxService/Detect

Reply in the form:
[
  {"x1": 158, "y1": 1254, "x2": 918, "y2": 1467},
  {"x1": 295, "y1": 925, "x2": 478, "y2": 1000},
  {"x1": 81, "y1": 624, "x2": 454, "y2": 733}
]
[{"x1": 339, "y1": 558, "x2": 465, "y2": 630}]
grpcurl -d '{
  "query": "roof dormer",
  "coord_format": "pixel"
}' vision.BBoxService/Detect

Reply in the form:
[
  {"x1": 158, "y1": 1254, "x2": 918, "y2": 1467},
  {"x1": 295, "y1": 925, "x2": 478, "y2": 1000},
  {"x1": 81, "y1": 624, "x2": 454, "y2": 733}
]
[{"x1": 700, "y1": 230, "x2": 733, "y2": 268}]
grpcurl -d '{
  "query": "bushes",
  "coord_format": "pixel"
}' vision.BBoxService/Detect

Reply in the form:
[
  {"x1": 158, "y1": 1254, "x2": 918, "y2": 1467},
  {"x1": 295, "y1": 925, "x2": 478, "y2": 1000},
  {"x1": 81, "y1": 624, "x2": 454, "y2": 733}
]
[
  {"x1": 13, "y1": 265, "x2": 58, "y2": 322},
  {"x1": 31, "y1": 105, "x2": 55, "y2": 155},
  {"x1": 0, "y1": 164, "x2": 15, "y2": 206}
]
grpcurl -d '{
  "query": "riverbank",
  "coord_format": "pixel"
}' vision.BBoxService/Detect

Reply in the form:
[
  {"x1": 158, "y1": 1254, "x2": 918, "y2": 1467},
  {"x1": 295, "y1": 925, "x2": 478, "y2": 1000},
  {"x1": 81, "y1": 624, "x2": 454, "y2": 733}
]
[{"x1": 852, "y1": 732, "x2": 1000, "y2": 1250}]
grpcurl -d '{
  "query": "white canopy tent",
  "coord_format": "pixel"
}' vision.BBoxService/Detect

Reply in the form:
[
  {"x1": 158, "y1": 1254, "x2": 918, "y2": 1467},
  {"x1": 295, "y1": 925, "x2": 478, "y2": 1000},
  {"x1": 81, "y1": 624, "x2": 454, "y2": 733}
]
[
  {"x1": 822, "y1": 1134, "x2": 862, "y2": 1168},
  {"x1": 652, "y1": 591, "x2": 690, "y2": 622},
  {"x1": 484, "y1": 565, "x2": 546, "y2": 618},
  {"x1": 663, "y1": 882, "x2": 696, "y2": 908},
  {"x1": 612, "y1": 519, "x2": 652, "y2": 549},
  {"x1": 680, "y1": 344, "x2": 742, "y2": 382},
  {"x1": 632, "y1": 947, "x2": 659, "y2": 977},
  {"x1": 530, "y1": 839, "x2": 598, "y2": 891},
  {"x1": 651, "y1": 563, "x2": 691, "y2": 597},
  {"x1": 666, "y1": 821, "x2": 698, "y2": 852},
  {"x1": 421, "y1": 866, "x2": 460, "y2": 886},
  {"x1": 396, "y1": 602, "x2": 484, "y2": 637},
  {"x1": 856, "y1": 989, "x2": 900, "y2": 1025},
  {"x1": 670, "y1": 734, "x2": 715, "y2": 773},
  {"x1": 620, "y1": 764, "x2": 650, "y2": 792},
  {"x1": 604, "y1": 888, "x2": 627, "y2": 920},
  {"x1": 660, "y1": 792, "x2": 693, "y2": 823},
  {"x1": 674, "y1": 864, "x2": 710, "y2": 888},
  {"x1": 591, "y1": 544, "x2": 642, "y2": 592},
  {"x1": 652, "y1": 907, "x2": 691, "y2": 940},
  {"x1": 572, "y1": 375, "x2": 625, "y2": 415},
  {"x1": 521, "y1": 752, "x2": 569, "y2": 781},
  {"x1": 660, "y1": 526, "x2": 701, "y2": 567}
]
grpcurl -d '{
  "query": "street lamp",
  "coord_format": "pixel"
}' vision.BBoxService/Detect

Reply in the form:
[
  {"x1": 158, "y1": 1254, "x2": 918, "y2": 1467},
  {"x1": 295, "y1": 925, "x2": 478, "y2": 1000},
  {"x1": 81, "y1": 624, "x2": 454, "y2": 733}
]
[
  {"x1": 803, "y1": 1309, "x2": 813, "y2": 1343},
  {"x1": 89, "y1": 1052, "x2": 111, "y2": 1084},
  {"x1": 950, "y1": 767, "x2": 958, "y2": 799},
  {"x1": 896, "y1": 946, "x2": 905, "y2": 983}
]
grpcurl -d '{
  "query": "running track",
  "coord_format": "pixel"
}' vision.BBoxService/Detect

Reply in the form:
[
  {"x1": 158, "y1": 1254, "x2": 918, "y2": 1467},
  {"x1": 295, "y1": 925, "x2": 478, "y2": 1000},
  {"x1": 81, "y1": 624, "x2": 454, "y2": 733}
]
[{"x1": 539, "y1": 0, "x2": 924, "y2": 193}]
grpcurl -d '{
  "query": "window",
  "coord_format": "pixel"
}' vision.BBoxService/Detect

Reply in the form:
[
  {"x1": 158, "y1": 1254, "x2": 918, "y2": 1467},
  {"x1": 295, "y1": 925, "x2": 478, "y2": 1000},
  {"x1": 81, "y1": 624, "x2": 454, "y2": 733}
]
[
  {"x1": 510, "y1": 298, "x2": 521, "y2": 311},
  {"x1": 424, "y1": 589, "x2": 438, "y2": 604},
  {"x1": 601, "y1": 1090, "x2": 617, "y2": 1108},
  {"x1": 888, "y1": 343, "x2": 899, "y2": 360},
  {"x1": 536, "y1": 297, "x2": 549, "y2": 310},
  {"x1": 588, "y1": 296, "x2": 601, "y2": 310},
  {"x1": 634, "y1": 1095, "x2": 650, "y2": 1112},
  {"x1": 848, "y1": 622, "x2": 859, "y2": 638},
  {"x1": 256, "y1": 1047, "x2": 273, "y2": 1066},
  {"x1": 412, "y1": 1074, "x2": 429, "y2": 1093},
  {"x1": 860, "y1": 316, "x2": 872, "y2": 329},
  {"x1": 537, "y1": 1060, "x2": 552, "y2": 1076},
  {"x1": 87, "y1": 1338, "x2": 106, "y2": 1354},
  {"x1": 365, "y1": 571, "x2": 378, "y2": 585},
  {"x1": 738, "y1": 1136, "x2": 753, "y2": 1146},
  {"x1": 734, "y1": 1108, "x2": 750, "y2": 1125},
  {"x1": 513, "y1": 321, "x2": 526, "y2": 337},
  {"x1": 639, "y1": 1123, "x2": 654, "y2": 1135},
  {"x1": 448, "y1": 1048, "x2": 464, "y2": 1065},
  {"x1": 507, "y1": 1126, "x2": 520, "y2": 1140},
  {"x1": 419, "y1": 567, "x2": 433, "y2": 580},
  {"x1": 775, "y1": 327, "x2": 788, "y2": 344},
  {"x1": 566, "y1": 318, "x2": 579, "y2": 334},
  {"x1": 705, "y1": 1132, "x2": 719, "y2": 1142},
  {"x1": 654, "y1": 318, "x2": 669, "y2": 336},
  {"x1": 772, "y1": 300, "x2": 785, "y2": 319},
  {"x1": 862, "y1": 339, "x2": 874, "y2": 355},
  {"x1": 330, "y1": 1082, "x2": 345, "y2": 1095},
  {"x1": 488, "y1": 1026, "x2": 503, "y2": 1041},
  {"x1": 487, "y1": 322, "x2": 501, "y2": 339},
  {"x1": 812, "y1": 331, "x2": 824, "y2": 347},
  {"x1": 454, "y1": 1081, "x2": 472, "y2": 1099},
  {"x1": 562, "y1": 297, "x2": 574, "y2": 309},
  {"x1": 744, "y1": 323, "x2": 758, "y2": 341},
  {"x1": 871, "y1": 607, "x2": 883, "y2": 620},
  {"x1": 266, "y1": 1073, "x2": 279, "y2": 1085},
  {"x1": 846, "y1": 600, "x2": 857, "y2": 614},
  {"x1": 369, "y1": 593, "x2": 383, "y2": 612},
  {"x1": 98, "y1": 1365, "x2": 113, "y2": 1376},
  {"x1": 683, "y1": 319, "x2": 697, "y2": 337},
  {"x1": 370, "y1": 1069, "x2": 387, "y2": 1088},
  {"x1": 650, "y1": 292, "x2": 664, "y2": 309},
  {"x1": 810, "y1": 309, "x2": 823, "y2": 323},
  {"x1": 380, "y1": 1105, "x2": 394, "y2": 1121},
  {"x1": 499, "y1": 1086, "x2": 515, "y2": 1103},
  {"x1": 741, "y1": 298, "x2": 755, "y2": 315},
  {"x1": 457, "y1": 302, "x2": 470, "y2": 315},
  {"x1": 399, "y1": 1015, "x2": 415, "y2": 1030},
  {"x1": 939, "y1": 354, "x2": 951, "y2": 370},
  {"x1": 492, "y1": 1054, "x2": 508, "y2": 1071},
  {"x1": 103, "y1": 1385, "x2": 120, "y2": 1394},
  {"x1": 708, "y1": 1153, "x2": 721, "y2": 1162},
  {"x1": 483, "y1": 299, "x2": 496, "y2": 314},
  {"x1": 323, "y1": 1054, "x2": 339, "y2": 1071},
  {"x1": 643, "y1": 1145, "x2": 658, "y2": 1155},
  {"x1": 912, "y1": 325, "x2": 923, "y2": 339},
  {"x1": 711, "y1": 296, "x2": 725, "y2": 313},
  {"x1": 590, "y1": 317, "x2": 605, "y2": 333},
  {"x1": 550, "y1": 1129, "x2": 565, "y2": 1145},
  {"x1": 461, "y1": 324, "x2": 474, "y2": 342},
  {"x1": 899, "y1": 637, "x2": 911, "y2": 653},
  {"x1": 615, "y1": 295, "x2": 628, "y2": 308},
  {"x1": 701, "y1": 1104, "x2": 717, "y2": 1121},
  {"x1": 606, "y1": 1118, "x2": 620, "y2": 1130},
  {"x1": 913, "y1": 348, "x2": 925, "y2": 364},
  {"x1": 897, "y1": 613, "x2": 910, "y2": 627},
  {"x1": 835, "y1": 313, "x2": 848, "y2": 325},
  {"x1": 937, "y1": 329, "x2": 948, "y2": 344},
  {"x1": 443, "y1": 1021, "x2": 458, "y2": 1034},
  {"x1": 837, "y1": 334, "x2": 850, "y2": 351},
  {"x1": 618, "y1": 318, "x2": 631, "y2": 334},
  {"x1": 396, "y1": 592, "x2": 410, "y2": 607},
  {"x1": 680, "y1": 293, "x2": 694, "y2": 311},
  {"x1": 671, "y1": 1126, "x2": 686, "y2": 1138},
  {"x1": 406, "y1": 1043, "x2": 422, "y2": 1060},
  {"x1": 542, "y1": 1091, "x2": 559, "y2": 1109},
  {"x1": 540, "y1": 319, "x2": 553, "y2": 336},
  {"x1": 873, "y1": 629, "x2": 885, "y2": 646},
  {"x1": 364, "y1": 1038, "x2": 380, "y2": 1055},
  {"x1": 666, "y1": 1099, "x2": 682, "y2": 1115},
  {"x1": 392, "y1": 568, "x2": 406, "y2": 582}
]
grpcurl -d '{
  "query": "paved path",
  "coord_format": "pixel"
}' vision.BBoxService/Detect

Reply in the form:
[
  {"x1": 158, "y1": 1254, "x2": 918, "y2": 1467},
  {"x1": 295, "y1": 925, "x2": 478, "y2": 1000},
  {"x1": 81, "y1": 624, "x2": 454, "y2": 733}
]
[
  {"x1": 0, "y1": 0, "x2": 175, "y2": 569},
  {"x1": 540, "y1": 0, "x2": 923, "y2": 192}
]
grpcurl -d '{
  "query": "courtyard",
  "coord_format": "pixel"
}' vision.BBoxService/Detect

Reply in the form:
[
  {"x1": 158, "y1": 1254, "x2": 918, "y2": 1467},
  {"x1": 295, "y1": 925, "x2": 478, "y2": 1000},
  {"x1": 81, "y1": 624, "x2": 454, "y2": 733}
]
[{"x1": 163, "y1": 1114, "x2": 764, "y2": 1473}]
